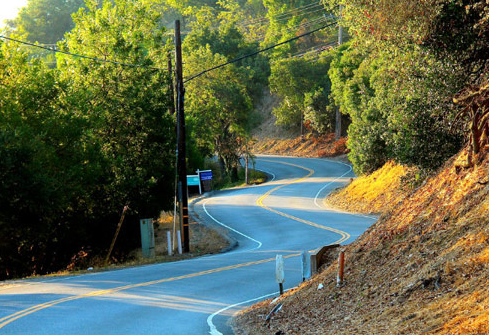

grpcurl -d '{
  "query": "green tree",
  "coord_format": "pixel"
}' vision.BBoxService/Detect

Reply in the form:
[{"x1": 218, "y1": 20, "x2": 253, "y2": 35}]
[
  {"x1": 58, "y1": 0, "x2": 176, "y2": 219},
  {"x1": 0, "y1": 42, "x2": 106, "y2": 279},
  {"x1": 184, "y1": 46, "x2": 254, "y2": 179},
  {"x1": 270, "y1": 55, "x2": 334, "y2": 134},
  {"x1": 329, "y1": 42, "x2": 463, "y2": 174},
  {"x1": 6, "y1": 0, "x2": 86, "y2": 43}
]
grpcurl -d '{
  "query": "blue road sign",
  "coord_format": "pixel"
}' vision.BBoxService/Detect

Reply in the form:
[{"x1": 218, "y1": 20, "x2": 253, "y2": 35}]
[{"x1": 199, "y1": 170, "x2": 213, "y2": 181}]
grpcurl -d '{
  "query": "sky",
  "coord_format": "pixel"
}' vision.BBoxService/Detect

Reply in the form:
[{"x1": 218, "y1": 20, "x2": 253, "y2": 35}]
[{"x1": 0, "y1": 0, "x2": 28, "y2": 29}]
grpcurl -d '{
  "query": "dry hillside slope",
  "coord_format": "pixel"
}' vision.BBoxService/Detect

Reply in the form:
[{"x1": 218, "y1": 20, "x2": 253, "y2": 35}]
[
  {"x1": 233, "y1": 149, "x2": 489, "y2": 335},
  {"x1": 326, "y1": 160, "x2": 414, "y2": 215}
]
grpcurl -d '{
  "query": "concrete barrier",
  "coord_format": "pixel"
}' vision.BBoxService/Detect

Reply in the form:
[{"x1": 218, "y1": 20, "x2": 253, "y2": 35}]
[{"x1": 310, "y1": 244, "x2": 340, "y2": 275}]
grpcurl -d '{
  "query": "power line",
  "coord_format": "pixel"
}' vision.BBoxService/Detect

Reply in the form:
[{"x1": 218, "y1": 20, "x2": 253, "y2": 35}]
[
  {"x1": 269, "y1": 42, "x2": 336, "y2": 64},
  {"x1": 0, "y1": 35, "x2": 166, "y2": 71},
  {"x1": 240, "y1": 3, "x2": 338, "y2": 29},
  {"x1": 239, "y1": 2, "x2": 323, "y2": 26},
  {"x1": 256, "y1": 15, "x2": 336, "y2": 41},
  {"x1": 273, "y1": 6, "x2": 327, "y2": 23},
  {"x1": 184, "y1": 21, "x2": 337, "y2": 83}
]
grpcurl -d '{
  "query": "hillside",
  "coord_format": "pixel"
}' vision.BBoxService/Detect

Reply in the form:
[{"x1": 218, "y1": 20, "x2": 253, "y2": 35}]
[
  {"x1": 325, "y1": 161, "x2": 414, "y2": 215},
  {"x1": 252, "y1": 133, "x2": 349, "y2": 158},
  {"x1": 233, "y1": 148, "x2": 489, "y2": 334},
  {"x1": 251, "y1": 90, "x2": 349, "y2": 159}
]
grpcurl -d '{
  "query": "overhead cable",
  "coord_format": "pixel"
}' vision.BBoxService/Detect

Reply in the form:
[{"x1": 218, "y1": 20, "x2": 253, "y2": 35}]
[
  {"x1": 240, "y1": 2, "x2": 323, "y2": 26},
  {"x1": 256, "y1": 15, "x2": 336, "y2": 41},
  {"x1": 0, "y1": 35, "x2": 166, "y2": 71},
  {"x1": 184, "y1": 21, "x2": 337, "y2": 83}
]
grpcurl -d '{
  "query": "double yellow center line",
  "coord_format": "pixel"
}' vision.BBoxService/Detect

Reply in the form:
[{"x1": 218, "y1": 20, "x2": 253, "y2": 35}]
[
  {"x1": 0, "y1": 159, "x2": 349, "y2": 329},
  {"x1": 256, "y1": 160, "x2": 350, "y2": 245},
  {"x1": 0, "y1": 254, "x2": 298, "y2": 329}
]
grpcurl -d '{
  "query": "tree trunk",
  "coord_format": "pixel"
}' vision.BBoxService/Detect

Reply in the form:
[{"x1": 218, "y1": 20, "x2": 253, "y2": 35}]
[
  {"x1": 231, "y1": 165, "x2": 238, "y2": 183},
  {"x1": 245, "y1": 155, "x2": 249, "y2": 185},
  {"x1": 219, "y1": 156, "x2": 225, "y2": 178}
]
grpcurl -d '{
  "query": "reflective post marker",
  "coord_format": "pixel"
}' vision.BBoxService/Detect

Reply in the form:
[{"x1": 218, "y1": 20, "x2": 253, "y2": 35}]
[
  {"x1": 167, "y1": 231, "x2": 172, "y2": 256},
  {"x1": 337, "y1": 250, "x2": 345, "y2": 287},
  {"x1": 301, "y1": 250, "x2": 309, "y2": 282},
  {"x1": 275, "y1": 255, "x2": 285, "y2": 295}
]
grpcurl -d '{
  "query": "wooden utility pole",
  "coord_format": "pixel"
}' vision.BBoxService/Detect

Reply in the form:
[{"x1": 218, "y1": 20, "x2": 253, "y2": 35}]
[
  {"x1": 335, "y1": 6, "x2": 343, "y2": 140},
  {"x1": 168, "y1": 52, "x2": 176, "y2": 115},
  {"x1": 174, "y1": 20, "x2": 190, "y2": 253}
]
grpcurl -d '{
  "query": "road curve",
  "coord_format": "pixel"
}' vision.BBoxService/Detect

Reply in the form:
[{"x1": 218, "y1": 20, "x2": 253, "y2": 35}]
[{"x1": 0, "y1": 156, "x2": 376, "y2": 335}]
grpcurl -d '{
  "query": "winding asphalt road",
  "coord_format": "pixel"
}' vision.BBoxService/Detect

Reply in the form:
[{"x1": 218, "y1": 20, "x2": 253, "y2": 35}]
[{"x1": 0, "y1": 156, "x2": 376, "y2": 335}]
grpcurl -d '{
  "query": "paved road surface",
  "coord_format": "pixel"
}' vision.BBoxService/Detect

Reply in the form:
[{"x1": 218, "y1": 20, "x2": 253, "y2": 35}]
[{"x1": 0, "y1": 156, "x2": 376, "y2": 334}]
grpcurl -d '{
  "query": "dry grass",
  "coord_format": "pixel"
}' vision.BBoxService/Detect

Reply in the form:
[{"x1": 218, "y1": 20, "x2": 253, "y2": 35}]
[
  {"x1": 233, "y1": 149, "x2": 489, "y2": 335},
  {"x1": 128, "y1": 210, "x2": 229, "y2": 260},
  {"x1": 28, "y1": 211, "x2": 231, "y2": 279},
  {"x1": 326, "y1": 161, "x2": 414, "y2": 215},
  {"x1": 252, "y1": 133, "x2": 349, "y2": 158}
]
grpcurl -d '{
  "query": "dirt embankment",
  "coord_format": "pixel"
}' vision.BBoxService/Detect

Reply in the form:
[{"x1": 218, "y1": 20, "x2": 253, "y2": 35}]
[
  {"x1": 233, "y1": 149, "x2": 489, "y2": 335},
  {"x1": 326, "y1": 160, "x2": 414, "y2": 215},
  {"x1": 252, "y1": 133, "x2": 349, "y2": 158}
]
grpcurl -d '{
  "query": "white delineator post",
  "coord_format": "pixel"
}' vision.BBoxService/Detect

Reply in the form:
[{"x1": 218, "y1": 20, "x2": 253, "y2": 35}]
[
  {"x1": 275, "y1": 255, "x2": 285, "y2": 295},
  {"x1": 167, "y1": 231, "x2": 172, "y2": 256},
  {"x1": 177, "y1": 230, "x2": 183, "y2": 255}
]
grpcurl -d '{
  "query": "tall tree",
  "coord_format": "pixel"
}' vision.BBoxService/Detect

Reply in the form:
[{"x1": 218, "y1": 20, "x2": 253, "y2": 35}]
[
  {"x1": 184, "y1": 46, "x2": 254, "y2": 178},
  {"x1": 0, "y1": 42, "x2": 106, "y2": 279},
  {"x1": 58, "y1": 0, "x2": 176, "y2": 218},
  {"x1": 6, "y1": 0, "x2": 86, "y2": 43},
  {"x1": 270, "y1": 55, "x2": 334, "y2": 134}
]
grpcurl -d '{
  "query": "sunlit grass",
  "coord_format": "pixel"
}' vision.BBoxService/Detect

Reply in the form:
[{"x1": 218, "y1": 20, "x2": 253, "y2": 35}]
[{"x1": 326, "y1": 160, "x2": 414, "y2": 214}]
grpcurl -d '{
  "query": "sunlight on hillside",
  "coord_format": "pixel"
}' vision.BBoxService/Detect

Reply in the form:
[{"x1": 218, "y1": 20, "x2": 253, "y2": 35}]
[
  {"x1": 326, "y1": 161, "x2": 413, "y2": 214},
  {"x1": 234, "y1": 150, "x2": 489, "y2": 335}
]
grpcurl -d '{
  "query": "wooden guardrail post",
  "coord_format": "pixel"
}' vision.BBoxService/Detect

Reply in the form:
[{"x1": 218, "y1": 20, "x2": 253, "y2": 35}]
[{"x1": 337, "y1": 250, "x2": 345, "y2": 287}]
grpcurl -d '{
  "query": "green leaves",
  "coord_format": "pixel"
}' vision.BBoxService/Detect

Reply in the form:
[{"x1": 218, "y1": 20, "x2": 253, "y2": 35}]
[
  {"x1": 0, "y1": 0, "x2": 176, "y2": 279},
  {"x1": 270, "y1": 55, "x2": 333, "y2": 132},
  {"x1": 184, "y1": 46, "x2": 254, "y2": 174},
  {"x1": 329, "y1": 42, "x2": 464, "y2": 174},
  {"x1": 5, "y1": 0, "x2": 86, "y2": 43}
]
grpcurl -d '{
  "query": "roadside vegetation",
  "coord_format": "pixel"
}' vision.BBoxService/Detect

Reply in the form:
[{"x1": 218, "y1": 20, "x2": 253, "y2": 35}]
[
  {"x1": 233, "y1": 0, "x2": 489, "y2": 333},
  {"x1": 234, "y1": 148, "x2": 489, "y2": 335},
  {"x1": 1, "y1": 7, "x2": 488, "y2": 330}
]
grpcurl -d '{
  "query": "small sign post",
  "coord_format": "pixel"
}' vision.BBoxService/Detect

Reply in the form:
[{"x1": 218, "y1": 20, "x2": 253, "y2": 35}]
[
  {"x1": 275, "y1": 254, "x2": 285, "y2": 295},
  {"x1": 186, "y1": 175, "x2": 201, "y2": 194}
]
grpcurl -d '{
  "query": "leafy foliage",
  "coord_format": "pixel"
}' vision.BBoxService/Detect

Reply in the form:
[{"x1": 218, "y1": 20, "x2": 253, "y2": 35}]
[
  {"x1": 270, "y1": 55, "x2": 334, "y2": 133},
  {"x1": 0, "y1": 0, "x2": 175, "y2": 279},
  {"x1": 184, "y1": 46, "x2": 254, "y2": 177},
  {"x1": 5, "y1": 0, "x2": 86, "y2": 43}
]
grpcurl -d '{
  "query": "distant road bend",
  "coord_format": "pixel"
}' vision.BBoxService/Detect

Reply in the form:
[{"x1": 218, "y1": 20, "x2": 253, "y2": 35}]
[{"x1": 0, "y1": 156, "x2": 376, "y2": 335}]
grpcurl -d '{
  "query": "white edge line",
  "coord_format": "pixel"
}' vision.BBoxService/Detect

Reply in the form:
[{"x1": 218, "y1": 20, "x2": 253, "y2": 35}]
[
  {"x1": 312, "y1": 159, "x2": 377, "y2": 220},
  {"x1": 207, "y1": 290, "x2": 282, "y2": 335},
  {"x1": 313, "y1": 166, "x2": 353, "y2": 208},
  {"x1": 202, "y1": 199, "x2": 263, "y2": 250}
]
